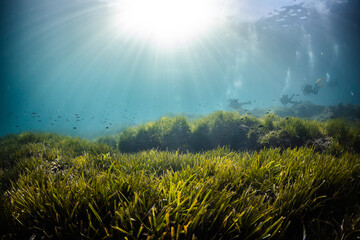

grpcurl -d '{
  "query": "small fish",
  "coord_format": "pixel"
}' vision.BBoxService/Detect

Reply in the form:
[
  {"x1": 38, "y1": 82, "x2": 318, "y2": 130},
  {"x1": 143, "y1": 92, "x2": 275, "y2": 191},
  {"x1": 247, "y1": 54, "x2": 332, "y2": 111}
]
[
  {"x1": 106, "y1": 127, "x2": 109, "y2": 129},
  {"x1": 38, "y1": 120, "x2": 41, "y2": 122},
  {"x1": 258, "y1": 125, "x2": 264, "y2": 128},
  {"x1": 351, "y1": 91, "x2": 354, "y2": 96},
  {"x1": 15, "y1": 125, "x2": 19, "y2": 128},
  {"x1": 73, "y1": 127, "x2": 77, "y2": 129},
  {"x1": 51, "y1": 123, "x2": 54, "y2": 125},
  {"x1": 32, "y1": 112, "x2": 36, "y2": 115},
  {"x1": 285, "y1": 117, "x2": 290, "y2": 120}
]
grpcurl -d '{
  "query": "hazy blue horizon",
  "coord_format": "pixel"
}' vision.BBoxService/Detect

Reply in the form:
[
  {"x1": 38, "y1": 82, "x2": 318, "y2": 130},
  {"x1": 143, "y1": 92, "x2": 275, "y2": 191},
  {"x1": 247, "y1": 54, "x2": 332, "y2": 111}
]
[{"x1": 1, "y1": 0, "x2": 359, "y2": 138}]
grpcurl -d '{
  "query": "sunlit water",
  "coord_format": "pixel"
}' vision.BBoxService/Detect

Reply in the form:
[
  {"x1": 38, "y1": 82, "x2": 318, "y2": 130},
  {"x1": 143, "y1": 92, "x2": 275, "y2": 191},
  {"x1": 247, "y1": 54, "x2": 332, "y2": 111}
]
[{"x1": 1, "y1": 0, "x2": 359, "y2": 138}]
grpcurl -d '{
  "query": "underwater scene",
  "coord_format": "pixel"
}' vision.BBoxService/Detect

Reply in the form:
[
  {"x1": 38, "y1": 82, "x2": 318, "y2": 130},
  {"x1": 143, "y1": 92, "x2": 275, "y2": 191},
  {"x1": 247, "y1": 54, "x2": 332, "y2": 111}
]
[{"x1": 1, "y1": 0, "x2": 360, "y2": 239}]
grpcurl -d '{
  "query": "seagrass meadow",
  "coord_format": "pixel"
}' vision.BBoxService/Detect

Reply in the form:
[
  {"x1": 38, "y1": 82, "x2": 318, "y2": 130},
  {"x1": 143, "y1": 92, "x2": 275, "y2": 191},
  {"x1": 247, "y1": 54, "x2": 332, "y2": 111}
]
[{"x1": 1, "y1": 112, "x2": 360, "y2": 239}]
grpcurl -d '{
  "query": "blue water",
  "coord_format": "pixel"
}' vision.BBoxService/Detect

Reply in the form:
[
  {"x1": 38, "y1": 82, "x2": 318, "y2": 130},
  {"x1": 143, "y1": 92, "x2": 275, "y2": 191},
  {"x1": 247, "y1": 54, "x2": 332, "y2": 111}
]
[{"x1": 1, "y1": 0, "x2": 359, "y2": 138}]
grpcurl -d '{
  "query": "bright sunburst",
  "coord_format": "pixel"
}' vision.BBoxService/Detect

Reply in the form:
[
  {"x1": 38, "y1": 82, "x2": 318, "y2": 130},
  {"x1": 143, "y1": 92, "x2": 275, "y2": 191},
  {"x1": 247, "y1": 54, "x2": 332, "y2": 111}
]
[{"x1": 114, "y1": 0, "x2": 219, "y2": 47}]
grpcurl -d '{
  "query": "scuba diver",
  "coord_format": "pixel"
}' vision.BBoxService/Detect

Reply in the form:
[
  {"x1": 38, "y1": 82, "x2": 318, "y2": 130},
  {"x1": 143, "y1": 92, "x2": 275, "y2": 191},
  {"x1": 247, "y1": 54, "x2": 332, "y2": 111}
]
[
  {"x1": 228, "y1": 98, "x2": 251, "y2": 110},
  {"x1": 302, "y1": 78, "x2": 322, "y2": 96},
  {"x1": 280, "y1": 94, "x2": 299, "y2": 106}
]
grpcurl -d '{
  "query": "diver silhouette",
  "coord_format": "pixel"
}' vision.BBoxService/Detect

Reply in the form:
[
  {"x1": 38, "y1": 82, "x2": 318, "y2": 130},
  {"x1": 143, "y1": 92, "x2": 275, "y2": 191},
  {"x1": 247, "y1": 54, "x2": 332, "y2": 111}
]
[
  {"x1": 302, "y1": 78, "x2": 322, "y2": 96},
  {"x1": 280, "y1": 94, "x2": 299, "y2": 105},
  {"x1": 228, "y1": 98, "x2": 251, "y2": 110}
]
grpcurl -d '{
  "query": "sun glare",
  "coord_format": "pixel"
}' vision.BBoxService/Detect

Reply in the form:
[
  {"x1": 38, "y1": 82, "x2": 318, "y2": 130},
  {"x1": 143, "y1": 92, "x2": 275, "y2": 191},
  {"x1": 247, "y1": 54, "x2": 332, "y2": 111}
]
[{"x1": 115, "y1": 0, "x2": 219, "y2": 47}]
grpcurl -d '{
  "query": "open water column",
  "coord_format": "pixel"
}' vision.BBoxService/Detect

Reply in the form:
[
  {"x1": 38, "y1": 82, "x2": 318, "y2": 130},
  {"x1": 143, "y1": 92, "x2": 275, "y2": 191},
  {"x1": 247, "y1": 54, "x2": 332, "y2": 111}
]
[{"x1": 0, "y1": 0, "x2": 359, "y2": 138}]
